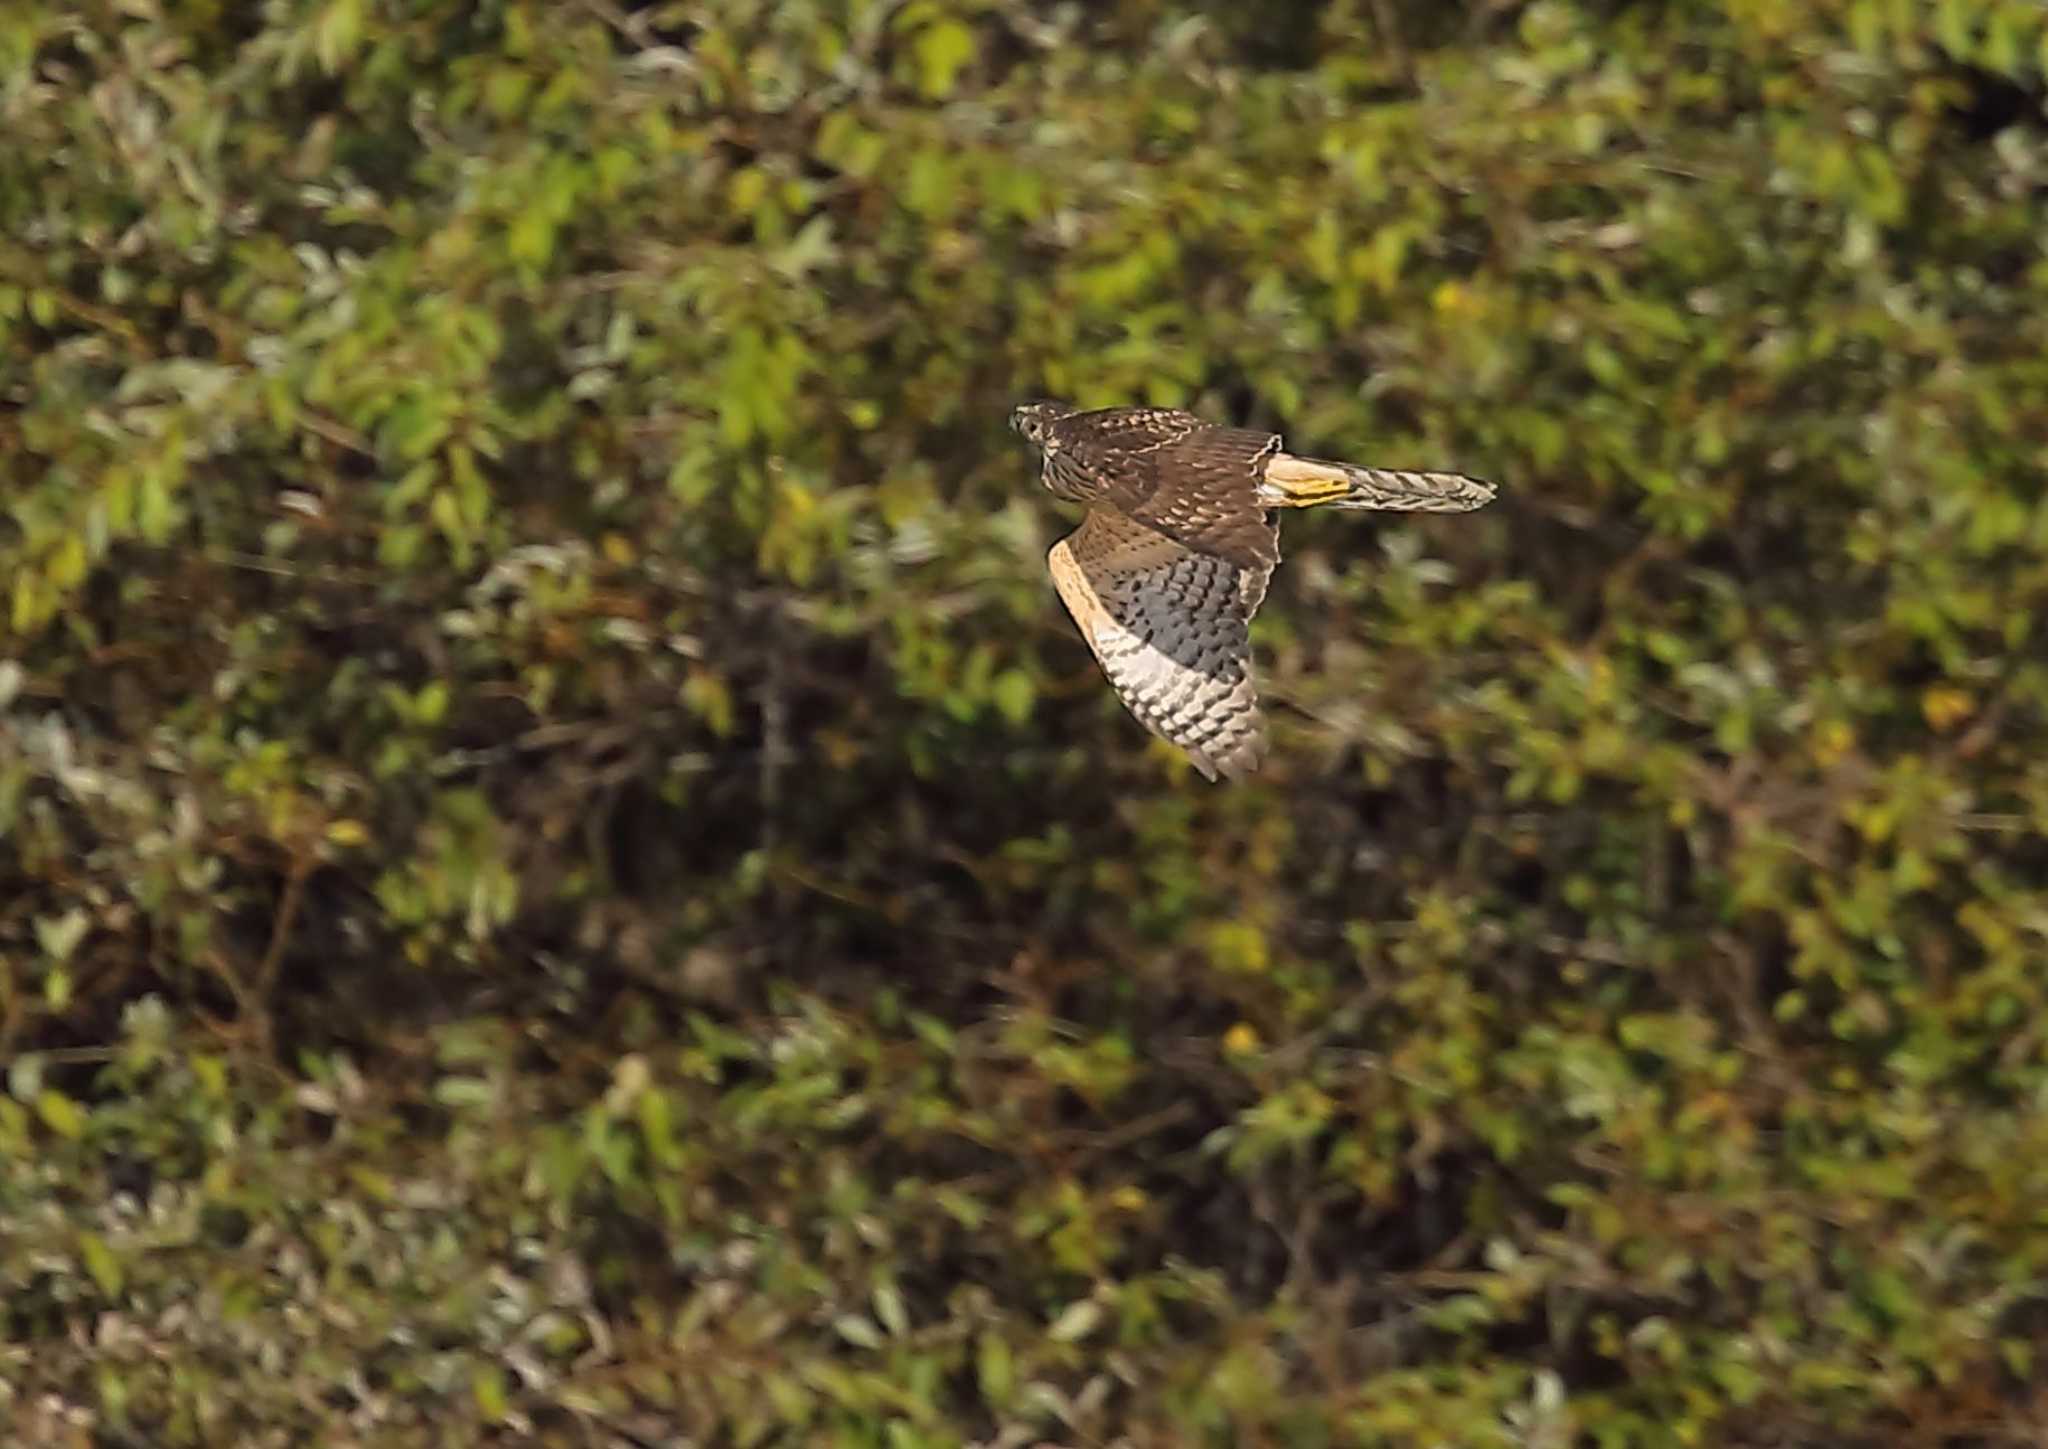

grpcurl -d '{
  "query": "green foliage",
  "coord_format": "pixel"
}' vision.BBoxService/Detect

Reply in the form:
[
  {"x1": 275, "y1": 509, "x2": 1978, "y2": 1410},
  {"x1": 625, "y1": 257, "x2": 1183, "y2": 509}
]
[{"x1": 6, "y1": 0, "x2": 2048, "y2": 1442}]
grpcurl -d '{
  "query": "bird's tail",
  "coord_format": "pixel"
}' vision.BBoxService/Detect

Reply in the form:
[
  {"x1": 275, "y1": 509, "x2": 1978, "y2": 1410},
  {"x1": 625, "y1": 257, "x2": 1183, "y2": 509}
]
[{"x1": 1260, "y1": 453, "x2": 1496, "y2": 512}]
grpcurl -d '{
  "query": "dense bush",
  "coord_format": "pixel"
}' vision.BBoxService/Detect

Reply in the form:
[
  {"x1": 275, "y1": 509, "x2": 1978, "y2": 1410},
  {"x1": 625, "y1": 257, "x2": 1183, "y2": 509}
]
[{"x1": 6, "y1": 0, "x2": 2048, "y2": 1442}]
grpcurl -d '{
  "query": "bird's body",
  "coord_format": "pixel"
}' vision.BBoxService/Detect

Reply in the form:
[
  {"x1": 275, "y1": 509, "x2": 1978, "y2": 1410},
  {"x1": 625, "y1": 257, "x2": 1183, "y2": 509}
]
[{"x1": 1012, "y1": 401, "x2": 1494, "y2": 780}]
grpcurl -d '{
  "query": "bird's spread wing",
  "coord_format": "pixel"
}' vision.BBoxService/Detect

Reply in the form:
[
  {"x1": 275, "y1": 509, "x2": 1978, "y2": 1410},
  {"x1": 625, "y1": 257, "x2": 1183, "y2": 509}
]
[
  {"x1": 1044, "y1": 408, "x2": 1280, "y2": 573},
  {"x1": 1047, "y1": 507, "x2": 1272, "y2": 781}
]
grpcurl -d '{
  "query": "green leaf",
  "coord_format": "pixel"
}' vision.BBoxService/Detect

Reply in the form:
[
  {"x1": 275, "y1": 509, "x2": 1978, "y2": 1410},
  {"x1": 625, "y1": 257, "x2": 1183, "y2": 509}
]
[
  {"x1": 1047, "y1": 1298, "x2": 1102, "y2": 1343},
  {"x1": 432, "y1": 1076, "x2": 495, "y2": 1109},
  {"x1": 78, "y1": 1232, "x2": 123, "y2": 1297},
  {"x1": 36, "y1": 1089, "x2": 86, "y2": 1140},
  {"x1": 992, "y1": 669, "x2": 1035, "y2": 726},
  {"x1": 914, "y1": 20, "x2": 975, "y2": 99},
  {"x1": 472, "y1": 1363, "x2": 510, "y2": 1422},
  {"x1": 976, "y1": 1331, "x2": 1014, "y2": 1403},
  {"x1": 34, "y1": 909, "x2": 89, "y2": 963},
  {"x1": 314, "y1": 0, "x2": 364, "y2": 73},
  {"x1": 833, "y1": 1313, "x2": 883, "y2": 1350},
  {"x1": 873, "y1": 1283, "x2": 908, "y2": 1338}
]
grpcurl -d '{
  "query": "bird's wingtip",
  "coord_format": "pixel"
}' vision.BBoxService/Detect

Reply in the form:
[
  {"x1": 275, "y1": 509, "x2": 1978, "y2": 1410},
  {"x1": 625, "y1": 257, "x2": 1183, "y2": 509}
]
[{"x1": 1196, "y1": 732, "x2": 1266, "y2": 783}]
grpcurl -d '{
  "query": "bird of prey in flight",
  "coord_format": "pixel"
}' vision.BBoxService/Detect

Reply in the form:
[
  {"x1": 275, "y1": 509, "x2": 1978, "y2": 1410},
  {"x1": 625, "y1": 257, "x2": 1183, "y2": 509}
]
[{"x1": 1011, "y1": 401, "x2": 1494, "y2": 781}]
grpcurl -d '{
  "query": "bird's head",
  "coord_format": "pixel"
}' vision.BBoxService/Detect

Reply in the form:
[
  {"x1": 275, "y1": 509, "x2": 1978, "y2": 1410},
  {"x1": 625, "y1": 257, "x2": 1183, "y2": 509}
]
[{"x1": 1008, "y1": 399, "x2": 1074, "y2": 450}]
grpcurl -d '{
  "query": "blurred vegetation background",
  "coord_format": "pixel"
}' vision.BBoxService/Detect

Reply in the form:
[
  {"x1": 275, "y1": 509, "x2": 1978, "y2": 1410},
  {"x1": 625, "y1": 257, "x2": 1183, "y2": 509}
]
[{"x1": 5, "y1": 0, "x2": 2048, "y2": 1442}]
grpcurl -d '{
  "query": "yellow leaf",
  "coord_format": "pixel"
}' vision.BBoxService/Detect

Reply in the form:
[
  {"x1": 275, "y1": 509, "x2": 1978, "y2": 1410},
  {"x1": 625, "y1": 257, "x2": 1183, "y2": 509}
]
[
  {"x1": 46, "y1": 534, "x2": 88, "y2": 590},
  {"x1": 728, "y1": 167, "x2": 768, "y2": 217},
  {"x1": 37, "y1": 1089, "x2": 85, "y2": 1139},
  {"x1": 1811, "y1": 718, "x2": 1854, "y2": 765},
  {"x1": 11, "y1": 571, "x2": 41, "y2": 634},
  {"x1": 1433, "y1": 280, "x2": 1475, "y2": 315},
  {"x1": 1204, "y1": 921, "x2": 1269, "y2": 975},
  {"x1": 325, "y1": 819, "x2": 371, "y2": 847},
  {"x1": 1921, "y1": 688, "x2": 1973, "y2": 732},
  {"x1": 683, "y1": 668, "x2": 735, "y2": 736}
]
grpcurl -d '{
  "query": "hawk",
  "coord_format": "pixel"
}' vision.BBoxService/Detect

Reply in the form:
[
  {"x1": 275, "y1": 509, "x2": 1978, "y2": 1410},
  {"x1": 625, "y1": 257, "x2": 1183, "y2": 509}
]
[{"x1": 1012, "y1": 401, "x2": 1495, "y2": 781}]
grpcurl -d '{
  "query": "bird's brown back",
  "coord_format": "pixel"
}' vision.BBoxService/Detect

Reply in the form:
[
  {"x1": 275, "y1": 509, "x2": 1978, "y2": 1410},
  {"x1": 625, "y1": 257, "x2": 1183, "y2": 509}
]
[{"x1": 1040, "y1": 407, "x2": 1280, "y2": 572}]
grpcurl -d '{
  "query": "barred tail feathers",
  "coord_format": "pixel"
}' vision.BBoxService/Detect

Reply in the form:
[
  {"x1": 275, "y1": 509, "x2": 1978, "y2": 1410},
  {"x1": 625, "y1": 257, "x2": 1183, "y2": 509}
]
[{"x1": 1261, "y1": 453, "x2": 1495, "y2": 513}]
